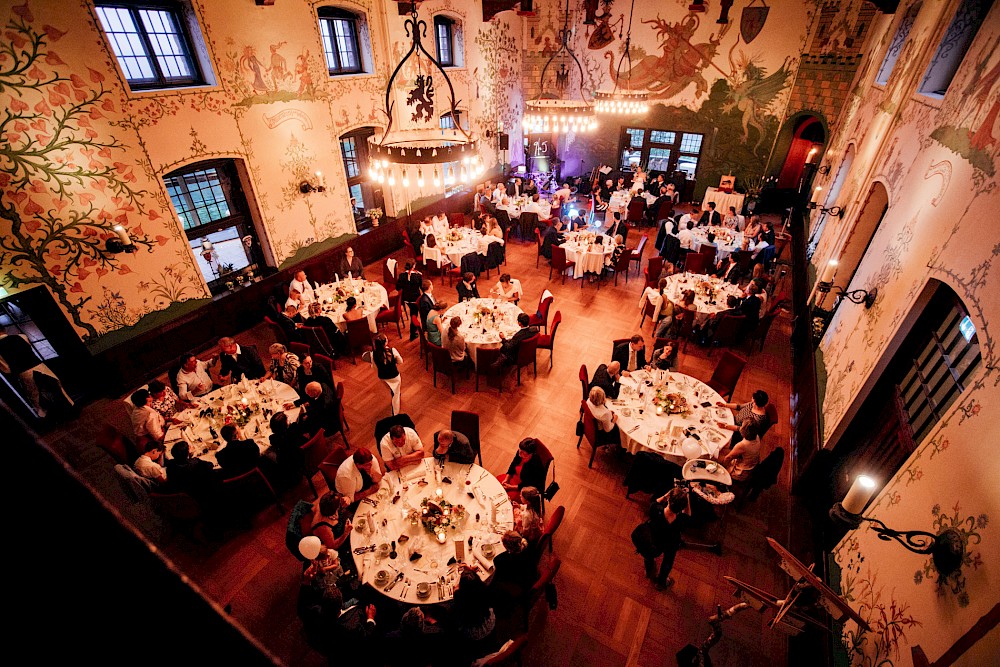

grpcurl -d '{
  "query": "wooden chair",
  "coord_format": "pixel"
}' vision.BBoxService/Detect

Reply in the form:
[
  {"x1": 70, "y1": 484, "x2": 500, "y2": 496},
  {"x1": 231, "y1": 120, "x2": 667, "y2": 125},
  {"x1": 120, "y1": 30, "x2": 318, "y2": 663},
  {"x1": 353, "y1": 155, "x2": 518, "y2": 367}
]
[
  {"x1": 299, "y1": 428, "x2": 330, "y2": 498},
  {"x1": 684, "y1": 251, "x2": 710, "y2": 275},
  {"x1": 628, "y1": 234, "x2": 648, "y2": 276},
  {"x1": 625, "y1": 197, "x2": 646, "y2": 224},
  {"x1": 475, "y1": 347, "x2": 502, "y2": 393},
  {"x1": 577, "y1": 400, "x2": 600, "y2": 468},
  {"x1": 535, "y1": 310, "x2": 561, "y2": 369},
  {"x1": 708, "y1": 314, "x2": 746, "y2": 354},
  {"x1": 219, "y1": 467, "x2": 283, "y2": 521},
  {"x1": 549, "y1": 245, "x2": 576, "y2": 284},
  {"x1": 450, "y1": 410, "x2": 482, "y2": 465},
  {"x1": 643, "y1": 255, "x2": 663, "y2": 290},
  {"x1": 314, "y1": 353, "x2": 336, "y2": 382},
  {"x1": 527, "y1": 292, "x2": 554, "y2": 333},
  {"x1": 612, "y1": 247, "x2": 632, "y2": 286},
  {"x1": 639, "y1": 297, "x2": 657, "y2": 328},
  {"x1": 318, "y1": 444, "x2": 350, "y2": 492},
  {"x1": 345, "y1": 318, "x2": 374, "y2": 364},
  {"x1": 535, "y1": 227, "x2": 544, "y2": 268},
  {"x1": 705, "y1": 350, "x2": 746, "y2": 401},
  {"x1": 520, "y1": 556, "x2": 561, "y2": 629},
  {"x1": 535, "y1": 505, "x2": 565, "y2": 556},
  {"x1": 290, "y1": 341, "x2": 310, "y2": 359},
  {"x1": 699, "y1": 244, "x2": 717, "y2": 266},
  {"x1": 429, "y1": 341, "x2": 464, "y2": 393},
  {"x1": 149, "y1": 490, "x2": 203, "y2": 539},
  {"x1": 96, "y1": 423, "x2": 136, "y2": 465},
  {"x1": 514, "y1": 334, "x2": 539, "y2": 386},
  {"x1": 263, "y1": 315, "x2": 289, "y2": 345},
  {"x1": 747, "y1": 311, "x2": 778, "y2": 353},
  {"x1": 375, "y1": 292, "x2": 404, "y2": 337},
  {"x1": 760, "y1": 403, "x2": 780, "y2": 438},
  {"x1": 448, "y1": 212, "x2": 465, "y2": 228}
]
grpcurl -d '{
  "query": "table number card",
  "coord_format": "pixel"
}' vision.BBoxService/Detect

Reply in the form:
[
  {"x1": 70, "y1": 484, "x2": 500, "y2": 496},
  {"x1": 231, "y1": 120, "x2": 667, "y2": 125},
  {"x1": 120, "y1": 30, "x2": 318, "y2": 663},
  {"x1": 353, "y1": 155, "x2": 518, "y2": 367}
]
[{"x1": 454, "y1": 538, "x2": 465, "y2": 563}]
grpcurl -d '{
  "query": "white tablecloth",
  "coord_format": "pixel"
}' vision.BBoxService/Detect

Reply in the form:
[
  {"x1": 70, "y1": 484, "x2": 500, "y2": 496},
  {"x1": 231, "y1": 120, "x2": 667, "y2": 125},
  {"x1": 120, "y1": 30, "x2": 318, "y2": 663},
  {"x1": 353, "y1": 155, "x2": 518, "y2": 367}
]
[
  {"x1": 351, "y1": 460, "x2": 514, "y2": 604},
  {"x1": 163, "y1": 379, "x2": 301, "y2": 467},
  {"x1": 690, "y1": 226, "x2": 744, "y2": 262},
  {"x1": 607, "y1": 190, "x2": 631, "y2": 218},
  {"x1": 560, "y1": 231, "x2": 614, "y2": 279},
  {"x1": 442, "y1": 298, "x2": 522, "y2": 366},
  {"x1": 609, "y1": 370, "x2": 734, "y2": 466},
  {"x1": 702, "y1": 188, "x2": 745, "y2": 216},
  {"x1": 663, "y1": 273, "x2": 744, "y2": 326},
  {"x1": 313, "y1": 279, "x2": 389, "y2": 334}
]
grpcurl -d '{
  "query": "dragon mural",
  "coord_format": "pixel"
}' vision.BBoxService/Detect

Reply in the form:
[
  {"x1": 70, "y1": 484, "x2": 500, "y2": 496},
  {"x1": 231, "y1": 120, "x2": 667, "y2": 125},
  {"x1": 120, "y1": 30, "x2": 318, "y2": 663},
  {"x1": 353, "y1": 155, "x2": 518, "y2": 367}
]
[
  {"x1": 722, "y1": 54, "x2": 793, "y2": 151},
  {"x1": 605, "y1": 11, "x2": 724, "y2": 100}
]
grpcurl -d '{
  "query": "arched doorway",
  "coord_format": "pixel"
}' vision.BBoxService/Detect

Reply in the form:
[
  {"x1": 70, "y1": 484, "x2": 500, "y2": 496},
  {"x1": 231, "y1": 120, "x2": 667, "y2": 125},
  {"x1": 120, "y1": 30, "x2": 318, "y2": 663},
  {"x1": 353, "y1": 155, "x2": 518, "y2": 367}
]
[
  {"x1": 777, "y1": 115, "x2": 826, "y2": 190},
  {"x1": 833, "y1": 181, "x2": 888, "y2": 294}
]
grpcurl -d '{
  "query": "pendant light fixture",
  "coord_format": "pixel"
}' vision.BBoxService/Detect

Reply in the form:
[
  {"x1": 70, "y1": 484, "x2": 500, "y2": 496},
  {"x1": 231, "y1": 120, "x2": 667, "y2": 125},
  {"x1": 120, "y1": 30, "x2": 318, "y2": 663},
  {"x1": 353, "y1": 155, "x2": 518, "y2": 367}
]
[{"x1": 594, "y1": 0, "x2": 649, "y2": 115}]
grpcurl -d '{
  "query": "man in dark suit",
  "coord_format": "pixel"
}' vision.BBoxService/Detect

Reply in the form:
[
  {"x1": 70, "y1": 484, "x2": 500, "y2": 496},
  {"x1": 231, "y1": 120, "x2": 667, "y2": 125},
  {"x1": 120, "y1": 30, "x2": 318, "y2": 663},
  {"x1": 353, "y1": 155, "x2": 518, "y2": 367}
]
[
  {"x1": 455, "y1": 272, "x2": 480, "y2": 302},
  {"x1": 296, "y1": 380, "x2": 342, "y2": 438},
  {"x1": 735, "y1": 284, "x2": 763, "y2": 334},
  {"x1": 612, "y1": 334, "x2": 647, "y2": 374},
  {"x1": 396, "y1": 262, "x2": 423, "y2": 340},
  {"x1": 646, "y1": 186, "x2": 671, "y2": 225},
  {"x1": 606, "y1": 213, "x2": 629, "y2": 244},
  {"x1": 540, "y1": 218, "x2": 565, "y2": 260},
  {"x1": 216, "y1": 424, "x2": 262, "y2": 478},
  {"x1": 218, "y1": 337, "x2": 266, "y2": 382},
  {"x1": 496, "y1": 313, "x2": 538, "y2": 367},
  {"x1": 300, "y1": 586, "x2": 379, "y2": 655},
  {"x1": 508, "y1": 177, "x2": 523, "y2": 198},
  {"x1": 165, "y1": 441, "x2": 219, "y2": 498},
  {"x1": 716, "y1": 255, "x2": 743, "y2": 284},
  {"x1": 698, "y1": 202, "x2": 722, "y2": 227},
  {"x1": 276, "y1": 304, "x2": 302, "y2": 342},
  {"x1": 590, "y1": 361, "x2": 623, "y2": 399},
  {"x1": 417, "y1": 279, "x2": 435, "y2": 331}
]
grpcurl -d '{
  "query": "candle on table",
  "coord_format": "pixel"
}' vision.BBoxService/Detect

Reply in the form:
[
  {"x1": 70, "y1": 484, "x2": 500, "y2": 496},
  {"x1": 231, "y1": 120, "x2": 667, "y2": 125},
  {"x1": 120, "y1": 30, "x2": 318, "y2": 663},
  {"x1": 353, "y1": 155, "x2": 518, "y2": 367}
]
[
  {"x1": 437, "y1": 531, "x2": 447, "y2": 544},
  {"x1": 842, "y1": 475, "x2": 877, "y2": 515}
]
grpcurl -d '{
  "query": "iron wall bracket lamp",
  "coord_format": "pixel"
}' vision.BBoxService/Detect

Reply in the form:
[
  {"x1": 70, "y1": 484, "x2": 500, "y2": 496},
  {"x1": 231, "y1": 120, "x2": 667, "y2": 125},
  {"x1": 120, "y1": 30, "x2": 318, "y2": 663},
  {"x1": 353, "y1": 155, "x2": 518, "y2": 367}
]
[
  {"x1": 817, "y1": 164, "x2": 831, "y2": 175},
  {"x1": 806, "y1": 202, "x2": 844, "y2": 217},
  {"x1": 105, "y1": 238, "x2": 137, "y2": 254},
  {"x1": 830, "y1": 503, "x2": 964, "y2": 577},
  {"x1": 816, "y1": 281, "x2": 876, "y2": 308}
]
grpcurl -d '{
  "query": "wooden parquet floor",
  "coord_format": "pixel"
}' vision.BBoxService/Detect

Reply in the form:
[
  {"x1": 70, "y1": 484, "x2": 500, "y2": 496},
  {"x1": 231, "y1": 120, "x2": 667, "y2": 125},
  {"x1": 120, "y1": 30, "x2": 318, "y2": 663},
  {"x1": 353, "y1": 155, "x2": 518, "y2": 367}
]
[{"x1": 44, "y1": 223, "x2": 795, "y2": 667}]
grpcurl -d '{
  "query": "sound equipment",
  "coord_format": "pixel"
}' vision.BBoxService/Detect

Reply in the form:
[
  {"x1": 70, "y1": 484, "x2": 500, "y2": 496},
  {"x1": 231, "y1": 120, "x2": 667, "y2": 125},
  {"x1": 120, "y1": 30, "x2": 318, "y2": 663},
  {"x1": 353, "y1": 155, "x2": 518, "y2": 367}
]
[{"x1": 499, "y1": 133, "x2": 509, "y2": 151}]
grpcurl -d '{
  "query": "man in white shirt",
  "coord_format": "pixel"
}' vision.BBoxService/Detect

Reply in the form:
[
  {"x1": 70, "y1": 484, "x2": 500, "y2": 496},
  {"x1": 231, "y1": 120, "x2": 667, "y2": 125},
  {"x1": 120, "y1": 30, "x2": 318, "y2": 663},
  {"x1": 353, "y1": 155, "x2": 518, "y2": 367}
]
[
  {"x1": 554, "y1": 183, "x2": 572, "y2": 201},
  {"x1": 175, "y1": 353, "x2": 216, "y2": 401},
  {"x1": 379, "y1": 425, "x2": 426, "y2": 470},
  {"x1": 523, "y1": 194, "x2": 550, "y2": 221},
  {"x1": 285, "y1": 288, "x2": 304, "y2": 313},
  {"x1": 678, "y1": 205, "x2": 699, "y2": 229},
  {"x1": 130, "y1": 388, "x2": 166, "y2": 445},
  {"x1": 676, "y1": 221, "x2": 696, "y2": 250},
  {"x1": 289, "y1": 270, "x2": 315, "y2": 303},
  {"x1": 134, "y1": 441, "x2": 167, "y2": 483},
  {"x1": 335, "y1": 448, "x2": 383, "y2": 504},
  {"x1": 492, "y1": 183, "x2": 506, "y2": 203}
]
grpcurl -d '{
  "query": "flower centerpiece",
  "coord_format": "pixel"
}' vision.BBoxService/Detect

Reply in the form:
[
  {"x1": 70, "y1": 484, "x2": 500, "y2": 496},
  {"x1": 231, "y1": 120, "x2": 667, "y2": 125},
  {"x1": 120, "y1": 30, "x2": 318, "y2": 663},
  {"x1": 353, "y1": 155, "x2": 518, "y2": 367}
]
[
  {"x1": 473, "y1": 304, "x2": 498, "y2": 327},
  {"x1": 652, "y1": 389, "x2": 688, "y2": 415},
  {"x1": 420, "y1": 498, "x2": 467, "y2": 539},
  {"x1": 226, "y1": 398, "x2": 258, "y2": 427},
  {"x1": 367, "y1": 207, "x2": 383, "y2": 227},
  {"x1": 447, "y1": 229, "x2": 463, "y2": 243}
]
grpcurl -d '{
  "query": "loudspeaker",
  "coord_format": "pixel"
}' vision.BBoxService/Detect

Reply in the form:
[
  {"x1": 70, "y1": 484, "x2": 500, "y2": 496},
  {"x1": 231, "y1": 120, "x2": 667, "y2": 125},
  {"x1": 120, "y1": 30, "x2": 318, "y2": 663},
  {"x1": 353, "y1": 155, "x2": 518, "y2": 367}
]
[{"x1": 499, "y1": 133, "x2": 509, "y2": 151}]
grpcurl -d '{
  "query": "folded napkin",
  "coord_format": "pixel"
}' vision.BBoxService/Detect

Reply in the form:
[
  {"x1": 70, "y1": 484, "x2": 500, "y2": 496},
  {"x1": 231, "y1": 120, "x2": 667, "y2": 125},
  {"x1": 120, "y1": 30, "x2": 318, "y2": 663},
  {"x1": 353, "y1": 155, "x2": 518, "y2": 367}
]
[
  {"x1": 473, "y1": 546, "x2": 495, "y2": 574},
  {"x1": 403, "y1": 466, "x2": 425, "y2": 482}
]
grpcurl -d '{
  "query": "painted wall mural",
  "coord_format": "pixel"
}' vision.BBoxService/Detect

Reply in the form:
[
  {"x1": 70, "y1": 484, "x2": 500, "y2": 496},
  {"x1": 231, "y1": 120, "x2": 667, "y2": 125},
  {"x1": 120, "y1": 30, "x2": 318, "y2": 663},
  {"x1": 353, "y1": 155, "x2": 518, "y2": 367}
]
[
  {"x1": 812, "y1": 5, "x2": 1000, "y2": 666},
  {"x1": 1, "y1": 0, "x2": 523, "y2": 351}
]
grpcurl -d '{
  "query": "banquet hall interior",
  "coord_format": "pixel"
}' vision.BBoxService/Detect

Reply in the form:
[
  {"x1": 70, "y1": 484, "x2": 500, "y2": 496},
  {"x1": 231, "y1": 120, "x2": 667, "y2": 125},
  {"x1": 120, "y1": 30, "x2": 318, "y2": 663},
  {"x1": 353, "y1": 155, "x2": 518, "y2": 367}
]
[{"x1": 2, "y1": 0, "x2": 998, "y2": 665}]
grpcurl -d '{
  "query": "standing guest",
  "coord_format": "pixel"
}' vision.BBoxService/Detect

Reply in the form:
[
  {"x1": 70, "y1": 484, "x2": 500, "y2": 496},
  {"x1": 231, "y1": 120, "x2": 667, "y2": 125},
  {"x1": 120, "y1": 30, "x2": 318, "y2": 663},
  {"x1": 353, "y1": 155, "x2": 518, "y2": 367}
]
[
  {"x1": 590, "y1": 361, "x2": 623, "y2": 400},
  {"x1": 514, "y1": 486, "x2": 544, "y2": 542},
  {"x1": 265, "y1": 343, "x2": 300, "y2": 385},
  {"x1": 717, "y1": 389, "x2": 770, "y2": 434},
  {"x1": 496, "y1": 313, "x2": 538, "y2": 367},
  {"x1": 432, "y1": 429, "x2": 475, "y2": 464},
  {"x1": 417, "y1": 280, "x2": 435, "y2": 330},
  {"x1": 379, "y1": 424, "x2": 426, "y2": 471},
  {"x1": 586, "y1": 386, "x2": 620, "y2": 447},
  {"x1": 286, "y1": 288, "x2": 304, "y2": 312},
  {"x1": 218, "y1": 337, "x2": 266, "y2": 382},
  {"x1": 216, "y1": 424, "x2": 262, "y2": 478},
  {"x1": 612, "y1": 334, "x2": 647, "y2": 374},
  {"x1": 147, "y1": 379, "x2": 194, "y2": 420},
  {"x1": 425, "y1": 300, "x2": 448, "y2": 346},
  {"x1": 498, "y1": 437, "x2": 547, "y2": 496},
  {"x1": 698, "y1": 202, "x2": 722, "y2": 227},
  {"x1": 456, "y1": 272, "x2": 479, "y2": 302},
  {"x1": 175, "y1": 353, "x2": 217, "y2": 402},
  {"x1": 130, "y1": 388, "x2": 167, "y2": 448},
  {"x1": 633, "y1": 486, "x2": 689, "y2": 590},
  {"x1": 491, "y1": 273, "x2": 522, "y2": 304},
  {"x1": 396, "y1": 262, "x2": 423, "y2": 341},
  {"x1": 720, "y1": 420, "x2": 762, "y2": 481},
  {"x1": 723, "y1": 206, "x2": 741, "y2": 229},
  {"x1": 342, "y1": 296, "x2": 365, "y2": 322},
  {"x1": 290, "y1": 270, "x2": 315, "y2": 303},
  {"x1": 302, "y1": 302, "x2": 348, "y2": 356},
  {"x1": 335, "y1": 448, "x2": 383, "y2": 504},
  {"x1": 134, "y1": 441, "x2": 167, "y2": 484},
  {"x1": 444, "y1": 316, "x2": 468, "y2": 365},
  {"x1": 540, "y1": 218, "x2": 565, "y2": 260},
  {"x1": 554, "y1": 182, "x2": 572, "y2": 201},
  {"x1": 0, "y1": 331, "x2": 75, "y2": 418},
  {"x1": 337, "y1": 246, "x2": 364, "y2": 277},
  {"x1": 370, "y1": 333, "x2": 403, "y2": 415}
]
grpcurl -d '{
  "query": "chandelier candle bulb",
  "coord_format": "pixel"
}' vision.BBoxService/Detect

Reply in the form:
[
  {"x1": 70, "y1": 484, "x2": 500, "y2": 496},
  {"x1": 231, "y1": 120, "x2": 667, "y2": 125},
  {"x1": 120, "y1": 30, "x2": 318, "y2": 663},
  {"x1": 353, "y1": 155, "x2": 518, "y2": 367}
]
[
  {"x1": 842, "y1": 475, "x2": 877, "y2": 514},
  {"x1": 113, "y1": 225, "x2": 131, "y2": 245}
]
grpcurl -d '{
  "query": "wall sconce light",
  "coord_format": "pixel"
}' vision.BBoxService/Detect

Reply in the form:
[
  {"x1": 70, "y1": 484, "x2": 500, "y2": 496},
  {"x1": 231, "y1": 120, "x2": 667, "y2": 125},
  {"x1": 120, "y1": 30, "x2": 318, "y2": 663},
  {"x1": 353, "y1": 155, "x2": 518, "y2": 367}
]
[
  {"x1": 815, "y1": 259, "x2": 876, "y2": 308},
  {"x1": 105, "y1": 225, "x2": 137, "y2": 254},
  {"x1": 830, "y1": 475, "x2": 965, "y2": 577},
  {"x1": 300, "y1": 171, "x2": 326, "y2": 194},
  {"x1": 806, "y1": 202, "x2": 845, "y2": 217}
]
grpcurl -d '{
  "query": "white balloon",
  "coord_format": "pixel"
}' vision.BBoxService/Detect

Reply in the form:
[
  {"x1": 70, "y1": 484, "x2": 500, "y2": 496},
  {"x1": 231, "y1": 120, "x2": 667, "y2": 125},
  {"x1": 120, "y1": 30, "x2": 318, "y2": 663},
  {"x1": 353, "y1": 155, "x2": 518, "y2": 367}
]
[
  {"x1": 681, "y1": 437, "x2": 701, "y2": 460},
  {"x1": 299, "y1": 535, "x2": 323, "y2": 560}
]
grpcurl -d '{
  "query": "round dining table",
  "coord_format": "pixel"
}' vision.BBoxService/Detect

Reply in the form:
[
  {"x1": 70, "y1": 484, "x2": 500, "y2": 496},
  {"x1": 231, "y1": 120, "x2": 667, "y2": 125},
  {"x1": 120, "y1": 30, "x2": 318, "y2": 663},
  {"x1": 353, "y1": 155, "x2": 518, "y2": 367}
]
[
  {"x1": 313, "y1": 279, "x2": 389, "y2": 334},
  {"x1": 689, "y1": 226, "x2": 744, "y2": 262},
  {"x1": 607, "y1": 369, "x2": 735, "y2": 466},
  {"x1": 351, "y1": 460, "x2": 515, "y2": 604},
  {"x1": 560, "y1": 231, "x2": 614, "y2": 279},
  {"x1": 663, "y1": 273, "x2": 744, "y2": 326},
  {"x1": 163, "y1": 379, "x2": 301, "y2": 467},
  {"x1": 442, "y1": 298, "x2": 521, "y2": 366}
]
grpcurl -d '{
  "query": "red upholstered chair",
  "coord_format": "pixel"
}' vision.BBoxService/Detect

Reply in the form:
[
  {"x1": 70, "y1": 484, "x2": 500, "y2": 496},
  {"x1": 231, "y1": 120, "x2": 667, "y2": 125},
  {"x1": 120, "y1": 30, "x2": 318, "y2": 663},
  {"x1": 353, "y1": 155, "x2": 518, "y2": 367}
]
[
  {"x1": 626, "y1": 197, "x2": 646, "y2": 224},
  {"x1": 345, "y1": 317, "x2": 374, "y2": 364},
  {"x1": 535, "y1": 310, "x2": 561, "y2": 369},
  {"x1": 639, "y1": 297, "x2": 657, "y2": 329},
  {"x1": 684, "y1": 252, "x2": 710, "y2": 275},
  {"x1": 761, "y1": 403, "x2": 780, "y2": 438},
  {"x1": 300, "y1": 326, "x2": 335, "y2": 358},
  {"x1": 290, "y1": 341, "x2": 310, "y2": 359},
  {"x1": 699, "y1": 244, "x2": 717, "y2": 266},
  {"x1": 708, "y1": 314, "x2": 746, "y2": 354},
  {"x1": 520, "y1": 556, "x2": 561, "y2": 629},
  {"x1": 747, "y1": 311, "x2": 778, "y2": 353},
  {"x1": 313, "y1": 353, "x2": 336, "y2": 382},
  {"x1": 477, "y1": 634, "x2": 529, "y2": 666},
  {"x1": 429, "y1": 341, "x2": 464, "y2": 394},
  {"x1": 578, "y1": 364, "x2": 589, "y2": 404},
  {"x1": 375, "y1": 292, "x2": 404, "y2": 337},
  {"x1": 705, "y1": 350, "x2": 746, "y2": 401},
  {"x1": 264, "y1": 315, "x2": 289, "y2": 345},
  {"x1": 318, "y1": 444, "x2": 350, "y2": 492},
  {"x1": 299, "y1": 428, "x2": 330, "y2": 498},
  {"x1": 535, "y1": 228, "x2": 544, "y2": 268},
  {"x1": 549, "y1": 246, "x2": 575, "y2": 285},
  {"x1": 474, "y1": 347, "x2": 502, "y2": 393},
  {"x1": 514, "y1": 334, "x2": 539, "y2": 385},
  {"x1": 449, "y1": 212, "x2": 465, "y2": 228},
  {"x1": 628, "y1": 235, "x2": 648, "y2": 276},
  {"x1": 219, "y1": 467, "x2": 284, "y2": 519},
  {"x1": 577, "y1": 400, "x2": 600, "y2": 468},
  {"x1": 612, "y1": 247, "x2": 632, "y2": 286},
  {"x1": 643, "y1": 255, "x2": 663, "y2": 291},
  {"x1": 527, "y1": 293, "x2": 553, "y2": 333},
  {"x1": 450, "y1": 410, "x2": 482, "y2": 465},
  {"x1": 535, "y1": 505, "x2": 565, "y2": 555}
]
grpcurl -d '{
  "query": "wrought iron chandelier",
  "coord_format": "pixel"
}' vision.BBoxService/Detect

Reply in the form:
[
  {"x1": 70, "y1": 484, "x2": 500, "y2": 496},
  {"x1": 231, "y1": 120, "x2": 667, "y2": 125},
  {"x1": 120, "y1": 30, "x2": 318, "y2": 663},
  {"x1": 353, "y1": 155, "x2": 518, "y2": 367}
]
[
  {"x1": 594, "y1": 0, "x2": 648, "y2": 115},
  {"x1": 368, "y1": 3, "x2": 483, "y2": 190},
  {"x1": 522, "y1": 0, "x2": 597, "y2": 135}
]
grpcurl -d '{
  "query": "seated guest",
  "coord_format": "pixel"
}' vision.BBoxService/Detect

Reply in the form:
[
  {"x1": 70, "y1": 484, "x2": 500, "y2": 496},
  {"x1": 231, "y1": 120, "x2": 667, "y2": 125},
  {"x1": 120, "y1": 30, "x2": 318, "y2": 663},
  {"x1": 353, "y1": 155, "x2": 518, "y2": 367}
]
[
  {"x1": 499, "y1": 437, "x2": 547, "y2": 495},
  {"x1": 524, "y1": 193, "x2": 548, "y2": 220},
  {"x1": 385, "y1": 607, "x2": 443, "y2": 666},
  {"x1": 456, "y1": 272, "x2": 479, "y2": 302},
  {"x1": 743, "y1": 215, "x2": 762, "y2": 242},
  {"x1": 418, "y1": 280, "x2": 435, "y2": 330},
  {"x1": 735, "y1": 283, "x2": 763, "y2": 327},
  {"x1": 540, "y1": 218, "x2": 564, "y2": 260},
  {"x1": 610, "y1": 233, "x2": 627, "y2": 268},
  {"x1": 277, "y1": 303, "x2": 303, "y2": 341},
  {"x1": 335, "y1": 448, "x2": 383, "y2": 504},
  {"x1": 337, "y1": 246, "x2": 364, "y2": 277},
  {"x1": 268, "y1": 411, "x2": 306, "y2": 484},
  {"x1": 717, "y1": 389, "x2": 770, "y2": 434},
  {"x1": 678, "y1": 205, "x2": 700, "y2": 229},
  {"x1": 716, "y1": 254, "x2": 742, "y2": 283},
  {"x1": 265, "y1": 343, "x2": 301, "y2": 385},
  {"x1": 646, "y1": 186, "x2": 672, "y2": 225},
  {"x1": 524, "y1": 178, "x2": 539, "y2": 197},
  {"x1": 606, "y1": 215, "x2": 628, "y2": 244},
  {"x1": 147, "y1": 379, "x2": 194, "y2": 420},
  {"x1": 761, "y1": 220, "x2": 776, "y2": 246},
  {"x1": 508, "y1": 177, "x2": 523, "y2": 197},
  {"x1": 432, "y1": 429, "x2": 476, "y2": 465},
  {"x1": 491, "y1": 273, "x2": 522, "y2": 303},
  {"x1": 612, "y1": 334, "x2": 647, "y2": 374},
  {"x1": 702, "y1": 232, "x2": 718, "y2": 250},
  {"x1": 300, "y1": 586, "x2": 378, "y2": 655},
  {"x1": 595, "y1": 179, "x2": 613, "y2": 211},
  {"x1": 444, "y1": 316, "x2": 468, "y2": 365},
  {"x1": 514, "y1": 486, "x2": 544, "y2": 543},
  {"x1": 450, "y1": 569, "x2": 497, "y2": 655},
  {"x1": 590, "y1": 361, "x2": 623, "y2": 400},
  {"x1": 175, "y1": 352, "x2": 217, "y2": 402},
  {"x1": 496, "y1": 313, "x2": 538, "y2": 367},
  {"x1": 218, "y1": 336, "x2": 266, "y2": 383},
  {"x1": 295, "y1": 354, "x2": 321, "y2": 396},
  {"x1": 698, "y1": 202, "x2": 722, "y2": 227},
  {"x1": 491, "y1": 182, "x2": 506, "y2": 202},
  {"x1": 296, "y1": 380, "x2": 343, "y2": 438},
  {"x1": 640, "y1": 277, "x2": 669, "y2": 323},
  {"x1": 379, "y1": 424, "x2": 426, "y2": 471},
  {"x1": 134, "y1": 440, "x2": 167, "y2": 484},
  {"x1": 342, "y1": 296, "x2": 365, "y2": 322},
  {"x1": 723, "y1": 206, "x2": 741, "y2": 229},
  {"x1": 216, "y1": 424, "x2": 262, "y2": 478},
  {"x1": 483, "y1": 216, "x2": 504, "y2": 239},
  {"x1": 425, "y1": 300, "x2": 448, "y2": 346},
  {"x1": 615, "y1": 176, "x2": 628, "y2": 192},
  {"x1": 649, "y1": 339, "x2": 678, "y2": 370},
  {"x1": 286, "y1": 288, "x2": 304, "y2": 312},
  {"x1": 130, "y1": 388, "x2": 167, "y2": 448},
  {"x1": 309, "y1": 491, "x2": 352, "y2": 553},
  {"x1": 290, "y1": 270, "x2": 315, "y2": 303},
  {"x1": 659, "y1": 290, "x2": 698, "y2": 339},
  {"x1": 587, "y1": 386, "x2": 620, "y2": 447},
  {"x1": 491, "y1": 531, "x2": 536, "y2": 593},
  {"x1": 720, "y1": 420, "x2": 762, "y2": 482},
  {"x1": 303, "y1": 302, "x2": 347, "y2": 355},
  {"x1": 165, "y1": 441, "x2": 218, "y2": 497}
]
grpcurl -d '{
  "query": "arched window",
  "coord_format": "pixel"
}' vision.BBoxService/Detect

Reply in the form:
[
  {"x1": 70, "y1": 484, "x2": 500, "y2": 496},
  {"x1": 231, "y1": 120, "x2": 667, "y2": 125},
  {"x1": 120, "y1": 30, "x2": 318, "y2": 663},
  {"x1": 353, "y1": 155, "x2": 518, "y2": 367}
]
[
  {"x1": 918, "y1": 0, "x2": 991, "y2": 98},
  {"x1": 317, "y1": 6, "x2": 372, "y2": 76},
  {"x1": 339, "y1": 127, "x2": 384, "y2": 229},
  {"x1": 875, "y1": 2, "x2": 921, "y2": 85},
  {"x1": 433, "y1": 15, "x2": 464, "y2": 68}
]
